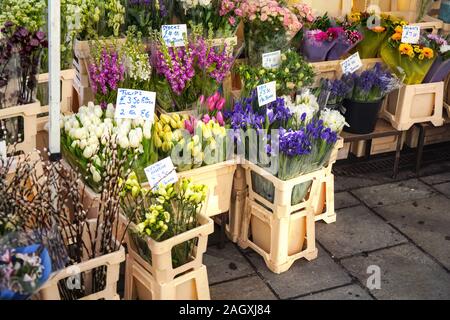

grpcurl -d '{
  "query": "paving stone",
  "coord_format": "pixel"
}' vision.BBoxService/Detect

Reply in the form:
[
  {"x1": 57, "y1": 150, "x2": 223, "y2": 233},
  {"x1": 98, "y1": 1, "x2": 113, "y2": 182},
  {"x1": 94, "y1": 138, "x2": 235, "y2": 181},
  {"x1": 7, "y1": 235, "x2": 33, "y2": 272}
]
[
  {"x1": 296, "y1": 284, "x2": 373, "y2": 300},
  {"x1": 316, "y1": 205, "x2": 407, "y2": 259},
  {"x1": 420, "y1": 172, "x2": 450, "y2": 185},
  {"x1": 244, "y1": 245, "x2": 352, "y2": 299},
  {"x1": 351, "y1": 179, "x2": 435, "y2": 208},
  {"x1": 334, "y1": 171, "x2": 416, "y2": 192},
  {"x1": 210, "y1": 275, "x2": 277, "y2": 300},
  {"x1": 205, "y1": 243, "x2": 255, "y2": 285},
  {"x1": 335, "y1": 192, "x2": 360, "y2": 209},
  {"x1": 374, "y1": 195, "x2": 450, "y2": 270},
  {"x1": 341, "y1": 244, "x2": 450, "y2": 300},
  {"x1": 434, "y1": 182, "x2": 450, "y2": 197},
  {"x1": 416, "y1": 160, "x2": 450, "y2": 177}
]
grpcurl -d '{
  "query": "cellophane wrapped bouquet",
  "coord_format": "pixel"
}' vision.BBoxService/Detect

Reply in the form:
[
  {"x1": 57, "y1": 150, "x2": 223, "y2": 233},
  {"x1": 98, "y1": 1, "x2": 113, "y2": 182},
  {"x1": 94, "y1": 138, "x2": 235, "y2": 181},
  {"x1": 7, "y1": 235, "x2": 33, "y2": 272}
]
[
  {"x1": 226, "y1": 91, "x2": 347, "y2": 205},
  {"x1": 120, "y1": 174, "x2": 208, "y2": 267}
]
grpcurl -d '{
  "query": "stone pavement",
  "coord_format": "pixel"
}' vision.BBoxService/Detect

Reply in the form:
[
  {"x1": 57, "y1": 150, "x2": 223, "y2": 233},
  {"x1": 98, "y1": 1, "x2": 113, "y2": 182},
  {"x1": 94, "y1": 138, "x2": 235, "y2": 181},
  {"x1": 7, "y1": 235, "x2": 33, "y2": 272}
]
[{"x1": 204, "y1": 160, "x2": 450, "y2": 300}]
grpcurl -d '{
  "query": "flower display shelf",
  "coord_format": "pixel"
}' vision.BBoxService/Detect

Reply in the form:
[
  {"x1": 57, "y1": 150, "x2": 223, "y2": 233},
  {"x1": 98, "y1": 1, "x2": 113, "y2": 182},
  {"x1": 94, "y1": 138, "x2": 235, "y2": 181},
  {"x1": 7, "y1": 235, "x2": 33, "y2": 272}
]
[
  {"x1": 406, "y1": 117, "x2": 450, "y2": 147},
  {"x1": 37, "y1": 69, "x2": 75, "y2": 131},
  {"x1": 381, "y1": 82, "x2": 445, "y2": 131},
  {"x1": 37, "y1": 220, "x2": 125, "y2": 300},
  {"x1": 0, "y1": 101, "x2": 41, "y2": 155},
  {"x1": 238, "y1": 161, "x2": 324, "y2": 274},
  {"x1": 295, "y1": 0, "x2": 352, "y2": 17},
  {"x1": 123, "y1": 214, "x2": 213, "y2": 300}
]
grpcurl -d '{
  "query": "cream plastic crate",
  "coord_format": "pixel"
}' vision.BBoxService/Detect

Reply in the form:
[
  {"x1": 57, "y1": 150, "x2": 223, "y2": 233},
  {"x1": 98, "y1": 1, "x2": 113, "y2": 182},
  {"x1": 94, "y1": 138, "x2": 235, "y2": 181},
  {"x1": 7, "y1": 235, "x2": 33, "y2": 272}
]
[
  {"x1": 337, "y1": 142, "x2": 351, "y2": 160},
  {"x1": 178, "y1": 161, "x2": 237, "y2": 217},
  {"x1": 381, "y1": 82, "x2": 444, "y2": 131},
  {"x1": 37, "y1": 220, "x2": 125, "y2": 300},
  {"x1": 0, "y1": 101, "x2": 40, "y2": 155},
  {"x1": 123, "y1": 214, "x2": 213, "y2": 300},
  {"x1": 351, "y1": 135, "x2": 404, "y2": 157},
  {"x1": 37, "y1": 69, "x2": 75, "y2": 131},
  {"x1": 294, "y1": 0, "x2": 352, "y2": 17},
  {"x1": 312, "y1": 58, "x2": 383, "y2": 84},
  {"x1": 238, "y1": 161, "x2": 324, "y2": 273},
  {"x1": 406, "y1": 118, "x2": 450, "y2": 147},
  {"x1": 226, "y1": 165, "x2": 247, "y2": 243}
]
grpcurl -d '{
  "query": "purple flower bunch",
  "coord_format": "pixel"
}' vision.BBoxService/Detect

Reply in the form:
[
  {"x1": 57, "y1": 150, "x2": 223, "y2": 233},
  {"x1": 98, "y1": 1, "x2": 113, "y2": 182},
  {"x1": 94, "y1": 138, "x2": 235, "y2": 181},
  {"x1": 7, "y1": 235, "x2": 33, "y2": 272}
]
[
  {"x1": 195, "y1": 38, "x2": 234, "y2": 83},
  {"x1": 278, "y1": 128, "x2": 311, "y2": 157},
  {"x1": 89, "y1": 47, "x2": 125, "y2": 106},
  {"x1": 321, "y1": 78, "x2": 353, "y2": 105}
]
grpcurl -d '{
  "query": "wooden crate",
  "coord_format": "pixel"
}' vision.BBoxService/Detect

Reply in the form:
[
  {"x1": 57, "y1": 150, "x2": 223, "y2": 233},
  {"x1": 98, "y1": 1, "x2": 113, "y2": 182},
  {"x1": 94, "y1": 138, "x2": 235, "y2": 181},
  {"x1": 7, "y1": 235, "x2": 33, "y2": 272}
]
[
  {"x1": 238, "y1": 161, "x2": 324, "y2": 273},
  {"x1": 294, "y1": 0, "x2": 352, "y2": 17},
  {"x1": 123, "y1": 214, "x2": 213, "y2": 299},
  {"x1": 0, "y1": 101, "x2": 41, "y2": 155},
  {"x1": 381, "y1": 82, "x2": 444, "y2": 131},
  {"x1": 37, "y1": 69, "x2": 75, "y2": 131},
  {"x1": 37, "y1": 220, "x2": 125, "y2": 300},
  {"x1": 73, "y1": 78, "x2": 94, "y2": 108},
  {"x1": 337, "y1": 142, "x2": 351, "y2": 160},
  {"x1": 406, "y1": 117, "x2": 450, "y2": 147}
]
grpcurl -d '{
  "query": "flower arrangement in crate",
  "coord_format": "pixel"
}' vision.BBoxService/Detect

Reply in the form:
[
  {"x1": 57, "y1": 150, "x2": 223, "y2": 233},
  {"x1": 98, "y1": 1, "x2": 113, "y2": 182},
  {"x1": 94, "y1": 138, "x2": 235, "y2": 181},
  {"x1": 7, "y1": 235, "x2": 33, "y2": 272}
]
[
  {"x1": 125, "y1": 0, "x2": 173, "y2": 37},
  {"x1": 301, "y1": 13, "x2": 363, "y2": 62},
  {"x1": 151, "y1": 30, "x2": 235, "y2": 112},
  {"x1": 120, "y1": 173, "x2": 208, "y2": 268},
  {"x1": 152, "y1": 91, "x2": 229, "y2": 172},
  {"x1": 422, "y1": 34, "x2": 450, "y2": 83},
  {"x1": 236, "y1": 49, "x2": 315, "y2": 98},
  {"x1": 61, "y1": 102, "x2": 157, "y2": 193},
  {"x1": 226, "y1": 90, "x2": 347, "y2": 205},
  {"x1": 380, "y1": 24, "x2": 437, "y2": 84},
  {"x1": 240, "y1": 0, "x2": 310, "y2": 66},
  {"x1": 174, "y1": 0, "x2": 243, "y2": 37}
]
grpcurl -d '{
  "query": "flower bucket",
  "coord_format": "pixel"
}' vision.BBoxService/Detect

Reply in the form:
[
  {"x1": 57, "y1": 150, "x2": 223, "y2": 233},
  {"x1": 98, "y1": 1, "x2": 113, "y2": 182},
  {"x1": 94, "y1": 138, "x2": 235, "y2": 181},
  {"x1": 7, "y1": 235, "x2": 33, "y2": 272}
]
[
  {"x1": 380, "y1": 43, "x2": 436, "y2": 85},
  {"x1": 343, "y1": 98, "x2": 384, "y2": 134},
  {"x1": 423, "y1": 56, "x2": 450, "y2": 83},
  {"x1": 355, "y1": 29, "x2": 389, "y2": 59}
]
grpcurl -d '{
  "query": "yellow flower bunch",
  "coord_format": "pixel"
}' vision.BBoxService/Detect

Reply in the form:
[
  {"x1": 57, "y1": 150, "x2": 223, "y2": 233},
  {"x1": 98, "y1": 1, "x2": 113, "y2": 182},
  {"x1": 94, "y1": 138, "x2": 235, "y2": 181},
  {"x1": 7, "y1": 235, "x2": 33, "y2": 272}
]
[
  {"x1": 349, "y1": 12, "x2": 361, "y2": 23},
  {"x1": 153, "y1": 113, "x2": 188, "y2": 153},
  {"x1": 399, "y1": 43, "x2": 434, "y2": 60}
]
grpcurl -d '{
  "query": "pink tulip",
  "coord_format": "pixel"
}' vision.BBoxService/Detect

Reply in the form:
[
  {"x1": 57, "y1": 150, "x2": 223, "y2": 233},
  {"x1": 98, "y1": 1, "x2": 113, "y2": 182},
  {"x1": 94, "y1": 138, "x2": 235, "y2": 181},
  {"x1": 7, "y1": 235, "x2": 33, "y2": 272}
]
[
  {"x1": 203, "y1": 114, "x2": 211, "y2": 124},
  {"x1": 216, "y1": 98, "x2": 226, "y2": 111},
  {"x1": 212, "y1": 91, "x2": 221, "y2": 102},
  {"x1": 198, "y1": 95, "x2": 205, "y2": 105},
  {"x1": 207, "y1": 95, "x2": 216, "y2": 110},
  {"x1": 216, "y1": 111, "x2": 224, "y2": 126}
]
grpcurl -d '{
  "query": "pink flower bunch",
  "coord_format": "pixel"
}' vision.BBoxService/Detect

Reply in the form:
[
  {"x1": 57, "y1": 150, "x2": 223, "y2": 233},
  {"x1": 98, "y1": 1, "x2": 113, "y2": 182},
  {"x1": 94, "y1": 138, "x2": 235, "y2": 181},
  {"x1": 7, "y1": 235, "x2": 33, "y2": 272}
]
[
  {"x1": 310, "y1": 27, "x2": 345, "y2": 42},
  {"x1": 155, "y1": 45, "x2": 196, "y2": 95},
  {"x1": 290, "y1": 3, "x2": 315, "y2": 23},
  {"x1": 198, "y1": 92, "x2": 226, "y2": 126},
  {"x1": 240, "y1": 0, "x2": 303, "y2": 37},
  {"x1": 89, "y1": 48, "x2": 125, "y2": 103},
  {"x1": 345, "y1": 29, "x2": 363, "y2": 45},
  {"x1": 184, "y1": 116, "x2": 198, "y2": 135},
  {"x1": 219, "y1": 0, "x2": 243, "y2": 26}
]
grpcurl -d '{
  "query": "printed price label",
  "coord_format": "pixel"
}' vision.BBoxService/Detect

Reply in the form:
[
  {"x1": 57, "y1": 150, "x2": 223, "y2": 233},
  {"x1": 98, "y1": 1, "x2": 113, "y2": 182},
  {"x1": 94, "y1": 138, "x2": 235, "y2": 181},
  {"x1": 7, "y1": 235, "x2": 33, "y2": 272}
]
[
  {"x1": 262, "y1": 50, "x2": 281, "y2": 69},
  {"x1": 340, "y1": 52, "x2": 363, "y2": 75},
  {"x1": 257, "y1": 81, "x2": 277, "y2": 107},
  {"x1": 144, "y1": 157, "x2": 178, "y2": 188},
  {"x1": 161, "y1": 24, "x2": 188, "y2": 47},
  {"x1": 0, "y1": 140, "x2": 6, "y2": 160},
  {"x1": 401, "y1": 25, "x2": 420, "y2": 44},
  {"x1": 115, "y1": 88, "x2": 156, "y2": 121}
]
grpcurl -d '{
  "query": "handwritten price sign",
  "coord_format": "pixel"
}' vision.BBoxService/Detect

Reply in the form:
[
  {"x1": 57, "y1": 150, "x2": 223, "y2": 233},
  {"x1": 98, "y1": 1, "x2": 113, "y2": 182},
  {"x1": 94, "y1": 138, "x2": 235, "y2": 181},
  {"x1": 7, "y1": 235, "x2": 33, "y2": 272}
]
[
  {"x1": 401, "y1": 25, "x2": 420, "y2": 44},
  {"x1": 262, "y1": 50, "x2": 281, "y2": 69},
  {"x1": 144, "y1": 157, "x2": 178, "y2": 188},
  {"x1": 162, "y1": 24, "x2": 188, "y2": 47},
  {"x1": 257, "y1": 81, "x2": 277, "y2": 107},
  {"x1": 115, "y1": 89, "x2": 156, "y2": 122},
  {"x1": 340, "y1": 52, "x2": 363, "y2": 75}
]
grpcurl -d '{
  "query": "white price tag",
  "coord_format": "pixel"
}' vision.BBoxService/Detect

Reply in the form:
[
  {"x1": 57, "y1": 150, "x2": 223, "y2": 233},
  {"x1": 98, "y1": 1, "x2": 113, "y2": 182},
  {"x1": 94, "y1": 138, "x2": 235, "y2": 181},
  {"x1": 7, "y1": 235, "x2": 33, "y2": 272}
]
[
  {"x1": 262, "y1": 50, "x2": 281, "y2": 69},
  {"x1": 401, "y1": 25, "x2": 420, "y2": 44},
  {"x1": 257, "y1": 81, "x2": 277, "y2": 107},
  {"x1": 144, "y1": 157, "x2": 178, "y2": 188},
  {"x1": 0, "y1": 140, "x2": 6, "y2": 161},
  {"x1": 115, "y1": 88, "x2": 156, "y2": 121},
  {"x1": 340, "y1": 52, "x2": 363, "y2": 75},
  {"x1": 161, "y1": 24, "x2": 188, "y2": 47}
]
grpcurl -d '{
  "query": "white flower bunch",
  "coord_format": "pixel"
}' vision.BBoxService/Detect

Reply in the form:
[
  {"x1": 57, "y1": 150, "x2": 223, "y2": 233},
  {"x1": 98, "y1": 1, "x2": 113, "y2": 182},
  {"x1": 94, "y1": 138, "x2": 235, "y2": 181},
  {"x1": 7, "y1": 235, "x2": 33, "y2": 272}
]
[
  {"x1": 282, "y1": 95, "x2": 316, "y2": 125},
  {"x1": 295, "y1": 90, "x2": 320, "y2": 111},
  {"x1": 320, "y1": 108, "x2": 348, "y2": 133},
  {"x1": 179, "y1": 0, "x2": 211, "y2": 11},
  {"x1": 440, "y1": 44, "x2": 450, "y2": 54},
  {"x1": 123, "y1": 29, "x2": 152, "y2": 82}
]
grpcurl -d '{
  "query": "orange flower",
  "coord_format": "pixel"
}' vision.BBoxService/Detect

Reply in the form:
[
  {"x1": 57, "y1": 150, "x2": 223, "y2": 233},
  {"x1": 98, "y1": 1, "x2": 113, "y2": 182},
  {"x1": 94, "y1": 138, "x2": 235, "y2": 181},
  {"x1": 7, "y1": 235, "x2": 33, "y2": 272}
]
[
  {"x1": 371, "y1": 26, "x2": 386, "y2": 33},
  {"x1": 422, "y1": 47, "x2": 434, "y2": 59},
  {"x1": 395, "y1": 26, "x2": 403, "y2": 34},
  {"x1": 391, "y1": 32, "x2": 402, "y2": 41}
]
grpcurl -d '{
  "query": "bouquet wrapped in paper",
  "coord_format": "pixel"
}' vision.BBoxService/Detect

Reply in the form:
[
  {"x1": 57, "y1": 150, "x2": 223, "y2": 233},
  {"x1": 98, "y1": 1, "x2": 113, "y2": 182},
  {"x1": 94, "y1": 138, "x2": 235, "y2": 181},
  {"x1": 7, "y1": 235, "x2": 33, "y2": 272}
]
[{"x1": 422, "y1": 34, "x2": 450, "y2": 83}]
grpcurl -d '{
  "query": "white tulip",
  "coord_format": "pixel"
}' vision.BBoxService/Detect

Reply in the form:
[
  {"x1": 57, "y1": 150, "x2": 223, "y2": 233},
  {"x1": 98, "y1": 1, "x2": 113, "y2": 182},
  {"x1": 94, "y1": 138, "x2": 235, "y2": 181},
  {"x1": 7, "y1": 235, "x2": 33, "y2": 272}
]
[
  {"x1": 78, "y1": 106, "x2": 88, "y2": 114},
  {"x1": 95, "y1": 124, "x2": 105, "y2": 138},
  {"x1": 79, "y1": 139, "x2": 88, "y2": 150},
  {"x1": 71, "y1": 140, "x2": 79, "y2": 149},
  {"x1": 143, "y1": 120, "x2": 152, "y2": 139},
  {"x1": 132, "y1": 117, "x2": 144, "y2": 128},
  {"x1": 90, "y1": 166, "x2": 102, "y2": 183},
  {"x1": 64, "y1": 121, "x2": 72, "y2": 133},
  {"x1": 134, "y1": 127, "x2": 143, "y2": 141},
  {"x1": 87, "y1": 101, "x2": 95, "y2": 109},
  {"x1": 94, "y1": 105, "x2": 103, "y2": 118},
  {"x1": 83, "y1": 145, "x2": 95, "y2": 159},
  {"x1": 88, "y1": 135, "x2": 99, "y2": 146},
  {"x1": 105, "y1": 104, "x2": 115, "y2": 118},
  {"x1": 128, "y1": 129, "x2": 141, "y2": 148},
  {"x1": 70, "y1": 118, "x2": 80, "y2": 129},
  {"x1": 118, "y1": 135, "x2": 130, "y2": 149},
  {"x1": 69, "y1": 128, "x2": 77, "y2": 139}
]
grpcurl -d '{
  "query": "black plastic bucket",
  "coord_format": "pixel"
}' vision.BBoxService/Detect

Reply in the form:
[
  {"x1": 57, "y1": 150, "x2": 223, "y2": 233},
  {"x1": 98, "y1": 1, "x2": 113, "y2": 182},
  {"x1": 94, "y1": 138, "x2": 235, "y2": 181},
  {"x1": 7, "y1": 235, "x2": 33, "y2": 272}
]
[{"x1": 343, "y1": 99, "x2": 383, "y2": 134}]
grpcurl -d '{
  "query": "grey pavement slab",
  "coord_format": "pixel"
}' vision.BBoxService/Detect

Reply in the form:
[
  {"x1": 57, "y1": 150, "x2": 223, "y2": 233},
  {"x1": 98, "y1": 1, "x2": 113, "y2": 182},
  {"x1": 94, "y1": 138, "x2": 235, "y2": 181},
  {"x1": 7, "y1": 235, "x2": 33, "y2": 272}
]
[
  {"x1": 244, "y1": 245, "x2": 352, "y2": 299},
  {"x1": 351, "y1": 179, "x2": 435, "y2": 208},
  {"x1": 374, "y1": 195, "x2": 450, "y2": 270},
  {"x1": 296, "y1": 284, "x2": 373, "y2": 300},
  {"x1": 210, "y1": 275, "x2": 277, "y2": 300},
  {"x1": 334, "y1": 171, "x2": 416, "y2": 192},
  {"x1": 341, "y1": 244, "x2": 450, "y2": 300},
  {"x1": 420, "y1": 172, "x2": 450, "y2": 185},
  {"x1": 335, "y1": 192, "x2": 360, "y2": 210},
  {"x1": 205, "y1": 243, "x2": 255, "y2": 285},
  {"x1": 434, "y1": 182, "x2": 450, "y2": 197},
  {"x1": 316, "y1": 205, "x2": 407, "y2": 259}
]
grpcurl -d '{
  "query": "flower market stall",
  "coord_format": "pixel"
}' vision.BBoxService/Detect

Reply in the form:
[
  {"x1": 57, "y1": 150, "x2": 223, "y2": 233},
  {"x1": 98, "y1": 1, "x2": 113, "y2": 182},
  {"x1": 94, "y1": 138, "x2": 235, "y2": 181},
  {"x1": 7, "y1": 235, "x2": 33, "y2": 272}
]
[{"x1": 1, "y1": 0, "x2": 450, "y2": 301}]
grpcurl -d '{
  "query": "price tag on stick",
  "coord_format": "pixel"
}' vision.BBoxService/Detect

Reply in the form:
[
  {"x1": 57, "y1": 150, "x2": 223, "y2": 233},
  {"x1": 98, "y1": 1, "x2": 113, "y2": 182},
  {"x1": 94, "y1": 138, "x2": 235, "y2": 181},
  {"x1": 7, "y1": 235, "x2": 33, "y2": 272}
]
[
  {"x1": 257, "y1": 81, "x2": 277, "y2": 107},
  {"x1": 401, "y1": 25, "x2": 420, "y2": 44},
  {"x1": 340, "y1": 52, "x2": 363, "y2": 75},
  {"x1": 262, "y1": 50, "x2": 281, "y2": 69},
  {"x1": 115, "y1": 88, "x2": 156, "y2": 122},
  {"x1": 144, "y1": 157, "x2": 179, "y2": 188},
  {"x1": 161, "y1": 24, "x2": 188, "y2": 47}
]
